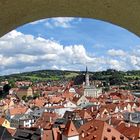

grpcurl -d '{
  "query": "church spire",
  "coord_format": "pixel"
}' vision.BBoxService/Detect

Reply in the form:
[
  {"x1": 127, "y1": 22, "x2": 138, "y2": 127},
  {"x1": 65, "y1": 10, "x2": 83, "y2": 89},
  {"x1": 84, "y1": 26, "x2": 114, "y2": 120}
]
[
  {"x1": 86, "y1": 65, "x2": 88, "y2": 73},
  {"x1": 85, "y1": 66, "x2": 90, "y2": 86}
]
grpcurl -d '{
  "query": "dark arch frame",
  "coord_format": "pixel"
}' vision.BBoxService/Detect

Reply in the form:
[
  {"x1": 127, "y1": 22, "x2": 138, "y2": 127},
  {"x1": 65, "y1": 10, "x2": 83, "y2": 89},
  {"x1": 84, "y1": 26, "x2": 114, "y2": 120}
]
[{"x1": 0, "y1": 0, "x2": 140, "y2": 37}]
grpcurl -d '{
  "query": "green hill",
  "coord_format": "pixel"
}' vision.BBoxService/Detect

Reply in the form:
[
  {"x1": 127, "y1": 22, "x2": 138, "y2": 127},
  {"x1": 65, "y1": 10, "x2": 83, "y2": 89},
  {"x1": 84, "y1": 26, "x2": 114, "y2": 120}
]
[{"x1": 0, "y1": 69, "x2": 140, "y2": 87}]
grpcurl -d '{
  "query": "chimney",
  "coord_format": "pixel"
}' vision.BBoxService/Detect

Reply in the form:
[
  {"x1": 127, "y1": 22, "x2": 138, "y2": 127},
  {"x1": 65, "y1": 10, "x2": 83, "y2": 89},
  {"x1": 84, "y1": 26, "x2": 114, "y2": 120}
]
[
  {"x1": 81, "y1": 130, "x2": 85, "y2": 138},
  {"x1": 93, "y1": 135, "x2": 97, "y2": 139},
  {"x1": 129, "y1": 113, "x2": 132, "y2": 121},
  {"x1": 87, "y1": 132, "x2": 90, "y2": 136},
  {"x1": 91, "y1": 107, "x2": 94, "y2": 112},
  {"x1": 49, "y1": 116, "x2": 52, "y2": 123},
  {"x1": 108, "y1": 116, "x2": 112, "y2": 125},
  {"x1": 41, "y1": 128, "x2": 43, "y2": 140},
  {"x1": 94, "y1": 126, "x2": 98, "y2": 131}
]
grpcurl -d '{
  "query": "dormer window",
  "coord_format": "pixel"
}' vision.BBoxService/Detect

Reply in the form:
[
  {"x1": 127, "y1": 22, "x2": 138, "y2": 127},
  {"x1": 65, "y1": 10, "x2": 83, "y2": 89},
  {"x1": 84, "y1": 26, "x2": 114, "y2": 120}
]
[
  {"x1": 112, "y1": 136, "x2": 116, "y2": 140},
  {"x1": 93, "y1": 135, "x2": 97, "y2": 139},
  {"x1": 90, "y1": 125, "x2": 93, "y2": 128},
  {"x1": 94, "y1": 126, "x2": 98, "y2": 130},
  {"x1": 120, "y1": 135, "x2": 124, "y2": 140},
  {"x1": 107, "y1": 128, "x2": 111, "y2": 132},
  {"x1": 104, "y1": 137, "x2": 108, "y2": 140}
]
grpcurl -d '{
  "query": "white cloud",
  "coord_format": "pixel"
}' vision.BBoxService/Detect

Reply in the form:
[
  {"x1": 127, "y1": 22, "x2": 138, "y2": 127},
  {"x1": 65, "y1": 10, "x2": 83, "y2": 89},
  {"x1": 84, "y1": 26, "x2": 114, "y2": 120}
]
[
  {"x1": 0, "y1": 30, "x2": 98, "y2": 75},
  {"x1": 51, "y1": 17, "x2": 75, "y2": 28},
  {"x1": 29, "y1": 17, "x2": 79, "y2": 28},
  {"x1": 0, "y1": 30, "x2": 140, "y2": 75},
  {"x1": 107, "y1": 49, "x2": 126, "y2": 56},
  {"x1": 107, "y1": 59, "x2": 123, "y2": 70}
]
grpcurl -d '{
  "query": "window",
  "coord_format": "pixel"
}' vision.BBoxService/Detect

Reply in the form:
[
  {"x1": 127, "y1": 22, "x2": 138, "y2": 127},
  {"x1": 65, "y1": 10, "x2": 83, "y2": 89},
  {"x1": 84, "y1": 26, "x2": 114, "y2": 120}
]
[
  {"x1": 112, "y1": 136, "x2": 116, "y2": 140},
  {"x1": 120, "y1": 135, "x2": 124, "y2": 140},
  {"x1": 107, "y1": 128, "x2": 111, "y2": 132},
  {"x1": 104, "y1": 137, "x2": 108, "y2": 140}
]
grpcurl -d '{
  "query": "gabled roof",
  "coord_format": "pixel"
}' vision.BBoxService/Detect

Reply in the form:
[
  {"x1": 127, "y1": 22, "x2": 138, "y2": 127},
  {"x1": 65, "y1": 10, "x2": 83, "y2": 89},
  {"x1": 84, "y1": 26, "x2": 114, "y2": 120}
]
[
  {"x1": 78, "y1": 119, "x2": 128, "y2": 140},
  {"x1": 116, "y1": 123, "x2": 140, "y2": 139},
  {"x1": 63, "y1": 120, "x2": 79, "y2": 137},
  {"x1": 9, "y1": 105, "x2": 28, "y2": 116},
  {"x1": 74, "y1": 110, "x2": 92, "y2": 120},
  {"x1": 0, "y1": 117, "x2": 5, "y2": 125}
]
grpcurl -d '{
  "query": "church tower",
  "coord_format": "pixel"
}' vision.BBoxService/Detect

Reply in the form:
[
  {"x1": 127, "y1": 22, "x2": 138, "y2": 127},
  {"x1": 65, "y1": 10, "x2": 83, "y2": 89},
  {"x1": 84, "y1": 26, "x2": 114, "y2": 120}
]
[{"x1": 85, "y1": 66, "x2": 90, "y2": 87}]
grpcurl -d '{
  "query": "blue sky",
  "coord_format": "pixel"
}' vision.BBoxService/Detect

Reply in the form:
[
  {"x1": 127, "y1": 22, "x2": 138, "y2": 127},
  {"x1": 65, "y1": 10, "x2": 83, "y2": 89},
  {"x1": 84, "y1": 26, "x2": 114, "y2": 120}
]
[{"x1": 0, "y1": 17, "x2": 140, "y2": 75}]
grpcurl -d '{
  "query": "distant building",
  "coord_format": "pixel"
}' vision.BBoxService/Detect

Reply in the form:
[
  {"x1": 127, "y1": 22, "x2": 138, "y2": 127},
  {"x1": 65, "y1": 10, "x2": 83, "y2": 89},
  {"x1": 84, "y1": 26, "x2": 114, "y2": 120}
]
[
  {"x1": 16, "y1": 87, "x2": 34, "y2": 100},
  {"x1": 83, "y1": 66, "x2": 102, "y2": 98}
]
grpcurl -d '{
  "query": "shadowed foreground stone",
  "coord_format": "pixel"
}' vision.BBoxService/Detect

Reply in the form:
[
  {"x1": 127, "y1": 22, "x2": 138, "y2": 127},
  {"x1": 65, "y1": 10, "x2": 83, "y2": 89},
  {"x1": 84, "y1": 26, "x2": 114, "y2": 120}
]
[{"x1": 0, "y1": 0, "x2": 140, "y2": 37}]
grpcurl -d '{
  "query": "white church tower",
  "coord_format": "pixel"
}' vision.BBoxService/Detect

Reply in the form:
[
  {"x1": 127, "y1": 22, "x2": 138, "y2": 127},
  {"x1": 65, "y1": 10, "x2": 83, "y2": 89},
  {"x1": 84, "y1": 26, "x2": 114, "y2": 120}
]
[{"x1": 84, "y1": 66, "x2": 102, "y2": 98}]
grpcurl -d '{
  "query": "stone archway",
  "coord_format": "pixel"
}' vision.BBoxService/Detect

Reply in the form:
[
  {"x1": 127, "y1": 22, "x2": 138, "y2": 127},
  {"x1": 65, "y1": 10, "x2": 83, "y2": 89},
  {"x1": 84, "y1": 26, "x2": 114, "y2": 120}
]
[{"x1": 0, "y1": 0, "x2": 140, "y2": 37}]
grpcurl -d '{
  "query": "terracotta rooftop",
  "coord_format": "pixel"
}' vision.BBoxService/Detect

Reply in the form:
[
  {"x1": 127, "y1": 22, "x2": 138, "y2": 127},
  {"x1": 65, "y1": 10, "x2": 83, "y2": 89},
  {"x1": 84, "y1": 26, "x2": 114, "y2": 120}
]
[
  {"x1": 116, "y1": 123, "x2": 140, "y2": 140},
  {"x1": 0, "y1": 117, "x2": 5, "y2": 125},
  {"x1": 78, "y1": 119, "x2": 128, "y2": 140},
  {"x1": 9, "y1": 106, "x2": 28, "y2": 115},
  {"x1": 63, "y1": 120, "x2": 79, "y2": 137}
]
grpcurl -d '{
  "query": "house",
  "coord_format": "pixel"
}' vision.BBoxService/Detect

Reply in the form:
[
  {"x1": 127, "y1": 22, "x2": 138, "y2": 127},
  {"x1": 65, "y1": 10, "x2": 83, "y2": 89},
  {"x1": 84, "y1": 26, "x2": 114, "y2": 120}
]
[
  {"x1": 42, "y1": 127, "x2": 61, "y2": 140},
  {"x1": 96, "y1": 108, "x2": 110, "y2": 120},
  {"x1": 62, "y1": 120, "x2": 79, "y2": 140},
  {"x1": 63, "y1": 99, "x2": 77, "y2": 108},
  {"x1": 13, "y1": 128, "x2": 41, "y2": 140},
  {"x1": 78, "y1": 119, "x2": 128, "y2": 140},
  {"x1": 30, "y1": 108, "x2": 44, "y2": 119},
  {"x1": 0, "y1": 117, "x2": 16, "y2": 130},
  {"x1": 119, "y1": 102, "x2": 138, "y2": 112},
  {"x1": 123, "y1": 111, "x2": 140, "y2": 126},
  {"x1": 32, "y1": 97, "x2": 46, "y2": 108},
  {"x1": 9, "y1": 88, "x2": 18, "y2": 95},
  {"x1": 45, "y1": 105, "x2": 74, "y2": 117},
  {"x1": 109, "y1": 117, "x2": 124, "y2": 128},
  {"x1": 6, "y1": 105, "x2": 28, "y2": 120},
  {"x1": 72, "y1": 95, "x2": 89, "y2": 106},
  {"x1": 10, "y1": 114, "x2": 35, "y2": 128},
  {"x1": 116, "y1": 123, "x2": 140, "y2": 140},
  {"x1": 15, "y1": 81, "x2": 32, "y2": 87},
  {"x1": 16, "y1": 87, "x2": 34, "y2": 100},
  {"x1": 34, "y1": 112, "x2": 58, "y2": 129},
  {"x1": 63, "y1": 110, "x2": 92, "y2": 122},
  {"x1": 0, "y1": 126, "x2": 13, "y2": 140}
]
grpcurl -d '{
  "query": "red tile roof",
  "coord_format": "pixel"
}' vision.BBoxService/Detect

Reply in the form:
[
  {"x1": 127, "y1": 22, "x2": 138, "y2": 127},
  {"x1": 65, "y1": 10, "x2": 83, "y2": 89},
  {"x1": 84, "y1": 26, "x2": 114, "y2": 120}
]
[
  {"x1": 0, "y1": 117, "x2": 5, "y2": 125},
  {"x1": 116, "y1": 123, "x2": 140, "y2": 140},
  {"x1": 63, "y1": 120, "x2": 79, "y2": 137},
  {"x1": 78, "y1": 119, "x2": 128, "y2": 140},
  {"x1": 9, "y1": 105, "x2": 28, "y2": 115}
]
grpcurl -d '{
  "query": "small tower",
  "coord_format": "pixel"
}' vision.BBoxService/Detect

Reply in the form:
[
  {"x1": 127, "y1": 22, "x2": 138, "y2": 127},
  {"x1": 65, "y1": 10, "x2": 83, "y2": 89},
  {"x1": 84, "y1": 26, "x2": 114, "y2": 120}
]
[
  {"x1": 85, "y1": 66, "x2": 90, "y2": 87},
  {"x1": 62, "y1": 120, "x2": 79, "y2": 140}
]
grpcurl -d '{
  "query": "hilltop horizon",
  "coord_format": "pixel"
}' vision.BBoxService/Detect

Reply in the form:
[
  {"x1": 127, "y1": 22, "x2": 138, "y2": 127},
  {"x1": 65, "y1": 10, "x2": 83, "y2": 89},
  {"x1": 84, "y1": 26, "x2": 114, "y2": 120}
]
[
  {"x1": 0, "y1": 17, "x2": 140, "y2": 75},
  {"x1": 1, "y1": 68, "x2": 140, "y2": 77}
]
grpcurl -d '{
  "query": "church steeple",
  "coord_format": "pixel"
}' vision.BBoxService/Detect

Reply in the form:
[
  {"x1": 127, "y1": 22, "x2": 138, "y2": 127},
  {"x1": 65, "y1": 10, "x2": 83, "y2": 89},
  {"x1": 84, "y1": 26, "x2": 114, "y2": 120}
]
[
  {"x1": 85, "y1": 66, "x2": 90, "y2": 86},
  {"x1": 86, "y1": 66, "x2": 88, "y2": 74}
]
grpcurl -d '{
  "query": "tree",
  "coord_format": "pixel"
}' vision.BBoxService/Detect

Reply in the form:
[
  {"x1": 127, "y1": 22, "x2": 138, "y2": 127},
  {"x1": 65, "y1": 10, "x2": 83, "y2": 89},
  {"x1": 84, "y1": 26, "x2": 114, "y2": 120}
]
[
  {"x1": 74, "y1": 74, "x2": 85, "y2": 85},
  {"x1": 3, "y1": 84, "x2": 11, "y2": 94},
  {"x1": 109, "y1": 72, "x2": 124, "y2": 85},
  {"x1": 9, "y1": 79, "x2": 15, "y2": 88},
  {"x1": 22, "y1": 95, "x2": 27, "y2": 101},
  {"x1": 33, "y1": 93, "x2": 40, "y2": 99}
]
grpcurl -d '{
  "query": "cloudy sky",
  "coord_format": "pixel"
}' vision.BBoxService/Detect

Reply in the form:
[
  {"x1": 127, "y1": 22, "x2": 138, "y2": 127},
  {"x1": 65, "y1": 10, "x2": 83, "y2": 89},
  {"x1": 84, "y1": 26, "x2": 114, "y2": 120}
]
[{"x1": 0, "y1": 17, "x2": 140, "y2": 75}]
